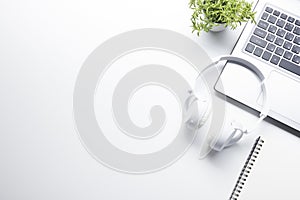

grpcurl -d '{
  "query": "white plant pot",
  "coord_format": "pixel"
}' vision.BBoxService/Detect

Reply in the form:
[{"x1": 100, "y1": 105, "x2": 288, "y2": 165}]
[{"x1": 210, "y1": 23, "x2": 227, "y2": 32}]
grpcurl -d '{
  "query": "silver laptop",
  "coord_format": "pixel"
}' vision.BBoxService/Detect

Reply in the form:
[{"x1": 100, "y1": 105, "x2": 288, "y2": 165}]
[{"x1": 215, "y1": 0, "x2": 300, "y2": 131}]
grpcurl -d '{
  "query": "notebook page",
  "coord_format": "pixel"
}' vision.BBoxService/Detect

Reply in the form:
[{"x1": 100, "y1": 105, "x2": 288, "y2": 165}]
[{"x1": 237, "y1": 134, "x2": 300, "y2": 200}]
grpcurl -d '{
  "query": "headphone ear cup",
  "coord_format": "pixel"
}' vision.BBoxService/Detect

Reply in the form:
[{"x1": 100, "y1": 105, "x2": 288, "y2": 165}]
[
  {"x1": 194, "y1": 76, "x2": 211, "y2": 127},
  {"x1": 211, "y1": 120, "x2": 244, "y2": 151},
  {"x1": 196, "y1": 99, "x2": 211, "y2": 127},
  {"x1": 184, "y1": 92, "x2": 211, "y2": 130},
  {"x1": 184, "y1": 93, "x2": 200, "y2": 130}
]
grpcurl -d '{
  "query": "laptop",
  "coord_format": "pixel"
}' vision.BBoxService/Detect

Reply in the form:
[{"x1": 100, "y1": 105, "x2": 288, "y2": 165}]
[{"x1": 215, "y1": 0, "x2": 300, "y2": 131}]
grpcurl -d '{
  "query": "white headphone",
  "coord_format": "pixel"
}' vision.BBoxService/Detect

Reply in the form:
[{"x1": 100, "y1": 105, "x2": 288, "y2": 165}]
[{"x1": 185, "y1": 55, "x2": 270, "y2": 155}]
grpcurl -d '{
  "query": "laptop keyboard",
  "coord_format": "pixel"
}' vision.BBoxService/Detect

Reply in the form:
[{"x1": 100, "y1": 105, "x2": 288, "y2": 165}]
[{"x1": 245, "y1": 5, "x2": 300, "y2": 76}]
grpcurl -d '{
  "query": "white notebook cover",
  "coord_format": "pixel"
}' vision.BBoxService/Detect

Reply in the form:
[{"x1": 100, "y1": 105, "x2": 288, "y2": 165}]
[{"x1": 231, "y1": 135, "x2": 300, "y2": 200}]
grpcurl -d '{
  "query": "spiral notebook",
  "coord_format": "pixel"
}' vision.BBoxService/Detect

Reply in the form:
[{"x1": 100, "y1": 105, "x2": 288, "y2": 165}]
[{"x1": 229, "y1": 136, "x2": 300, "y2": 200}]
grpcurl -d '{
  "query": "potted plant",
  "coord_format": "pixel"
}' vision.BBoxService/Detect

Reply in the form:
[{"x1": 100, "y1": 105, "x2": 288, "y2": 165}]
[{"x1": 189, "y1": 0, "x2": 256, "y2": 34}]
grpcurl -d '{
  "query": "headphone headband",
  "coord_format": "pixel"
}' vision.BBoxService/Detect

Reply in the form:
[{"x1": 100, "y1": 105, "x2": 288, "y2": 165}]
[{"x1": 213, "y1": 55, "x2": 270, "y2": 133}]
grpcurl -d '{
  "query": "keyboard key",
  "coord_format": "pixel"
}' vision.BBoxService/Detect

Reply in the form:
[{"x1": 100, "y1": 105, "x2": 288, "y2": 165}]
[
  {"x1": 294, "y1": 36, "x2": 300, "y2": 45},
  {"x1": 275, "y1": 37, "x2": 284, "y2": 46},
  {"x1": 254, "y1": 47, "x2": 263, "y2": 57},
  {"x1": 268, "y1": 25, "x2": 277, "y2": 33},
  {"x1": 283, "y1": 51, "x2": 293, "y2": 60},
  {"x1": 250, "y1": 35, "x2": 267, "y2": 48},
  {"x1": 276, "y1": 29, "x2": 286, "y2": 37},
  {"x1": 267, "y1": 43, "x2": 276, "y2": 52},
  {"x1": 276, "y1": 19, "x2": 285, "y2": 28},
  {"x1": 288, "y1": 16, "x2": 295, "y2": 23},
  {"x1": 261, "y1": 12, "x2": 269, "y2": 20},
  {"x1": 275, "y1": 47, "x2": 284, "y2": 56},
  {"x1": 283, "y1": 41, "x2": 292, "y2": 50},
  {"x1": 268, "y1": 15, "x2": 277, "y2": 24},
  {"x1": 293, "y1": 27, "x2": 300, "y2": 35},
  {"x1": 266, "y1": 33, "x2": 275, "y2": 42},
  {"x1": 258, "y1": 20, "x2": 269, "y2": 30},
  {"x1": 285, "y1": 32, "x2": 295, "y2": 41},
  {"x1": 271, "y1": 55, "x2": 280, "y2": 65},
  {"x1": 273, "y1": 10, "x2": 280, "y2": 16},
  {"x1": 284, "y1": 23, "x2": 294, "y2": 31},
  {"x1": 292, "y1": 55, "x2": 300, "y2": 64},
  {"x1": 262, "y1": 51, "x2": 272, "y2": 61},
  {"x1": 265, "y1": 7, "x2": 273, "y2": 13},
  {"x1": 245, "y1": 6, "x2": 300, "y2": 75},
  {"x1": 280, "y1": 13, "x2": 287, "y2": 19},
  {"x1": 245, "y1": 43, "x2": 255, "y2": 53},
  {"x1": 254, "y1": 28, "x2": 267, "y2": 38},
  {"x1": 279, "y1": 59, "x2": 300, "y2": 76},
  {"x1": 292, "y1": 45, "x2": 300, "y2": 54}
]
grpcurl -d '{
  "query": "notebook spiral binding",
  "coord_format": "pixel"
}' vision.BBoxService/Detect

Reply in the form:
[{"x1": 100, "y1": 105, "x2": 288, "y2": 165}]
[{"x1": 229, "y1": 137, "x2": 264, "y2": 200}]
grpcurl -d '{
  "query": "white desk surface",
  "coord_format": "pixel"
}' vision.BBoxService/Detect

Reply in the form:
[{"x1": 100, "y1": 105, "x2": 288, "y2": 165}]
[{"x1": 0, "y1": 0, "x2": 299, "y2": 199}]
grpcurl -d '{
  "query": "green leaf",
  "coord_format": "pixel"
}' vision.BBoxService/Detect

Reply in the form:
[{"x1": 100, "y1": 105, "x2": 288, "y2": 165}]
[{"x1": 189, "y1": 0, "x2": 257, "y2": 34}]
